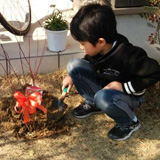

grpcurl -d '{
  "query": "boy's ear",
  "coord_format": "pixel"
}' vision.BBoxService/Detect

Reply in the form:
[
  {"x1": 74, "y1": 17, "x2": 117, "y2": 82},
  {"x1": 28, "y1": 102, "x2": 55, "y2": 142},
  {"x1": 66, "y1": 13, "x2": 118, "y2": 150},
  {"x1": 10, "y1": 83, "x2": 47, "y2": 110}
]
[{"x1": 97, "y1": 38, "x2": 106, "y2": 46}]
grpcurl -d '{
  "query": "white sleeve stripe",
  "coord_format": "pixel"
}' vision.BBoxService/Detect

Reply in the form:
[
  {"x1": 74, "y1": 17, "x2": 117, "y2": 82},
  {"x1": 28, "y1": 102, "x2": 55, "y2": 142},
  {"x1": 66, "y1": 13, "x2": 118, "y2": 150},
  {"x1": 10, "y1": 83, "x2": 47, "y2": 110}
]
[
  {"x1": 128, "y1": 81, "x2": 135, "y2": 93},
  {"x1": 133, "y1": 89, "x2": 146, "y2": 96},
  {"x1": 124, "y1": 83, "x2": 131, "y2": 94}
]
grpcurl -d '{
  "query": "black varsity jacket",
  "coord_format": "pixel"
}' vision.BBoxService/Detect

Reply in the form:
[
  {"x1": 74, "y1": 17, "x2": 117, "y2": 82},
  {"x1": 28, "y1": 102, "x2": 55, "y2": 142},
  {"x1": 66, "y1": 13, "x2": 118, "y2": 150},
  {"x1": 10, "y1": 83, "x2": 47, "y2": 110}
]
[{"x1": 84, "y1": 34, "x2": 160, "y2": 97}]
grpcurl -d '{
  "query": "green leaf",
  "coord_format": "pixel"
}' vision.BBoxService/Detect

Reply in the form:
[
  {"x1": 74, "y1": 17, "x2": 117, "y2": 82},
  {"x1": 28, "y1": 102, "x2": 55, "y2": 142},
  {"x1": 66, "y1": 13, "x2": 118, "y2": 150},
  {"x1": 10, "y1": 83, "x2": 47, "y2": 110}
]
[{"x1": 44, "y1": 7, "x2": 68, "y2": 31}]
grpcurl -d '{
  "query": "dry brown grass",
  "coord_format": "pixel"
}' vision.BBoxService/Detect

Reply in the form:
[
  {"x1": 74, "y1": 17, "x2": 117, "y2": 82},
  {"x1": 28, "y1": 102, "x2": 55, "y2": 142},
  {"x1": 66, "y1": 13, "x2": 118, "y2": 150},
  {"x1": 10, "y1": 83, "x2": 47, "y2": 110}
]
[{"x1": 0, "y1": 69, "x2": 160, "y2": 160}]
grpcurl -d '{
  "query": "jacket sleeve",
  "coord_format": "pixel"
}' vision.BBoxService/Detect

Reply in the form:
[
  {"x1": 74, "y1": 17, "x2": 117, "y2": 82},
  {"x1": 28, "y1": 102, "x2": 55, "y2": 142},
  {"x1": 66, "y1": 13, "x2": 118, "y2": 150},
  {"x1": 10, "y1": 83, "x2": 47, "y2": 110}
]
[{"x1": 122, "y1": 46, "x2": 160, "y2": 95}]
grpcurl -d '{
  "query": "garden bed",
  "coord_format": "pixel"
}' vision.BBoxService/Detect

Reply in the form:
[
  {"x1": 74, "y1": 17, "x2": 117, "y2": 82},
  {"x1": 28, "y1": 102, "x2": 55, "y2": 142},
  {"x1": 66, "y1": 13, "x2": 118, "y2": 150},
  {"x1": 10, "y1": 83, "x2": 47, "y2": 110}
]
[{"x1": 0, "y1": 69, "x2": 160, "y2": 160}]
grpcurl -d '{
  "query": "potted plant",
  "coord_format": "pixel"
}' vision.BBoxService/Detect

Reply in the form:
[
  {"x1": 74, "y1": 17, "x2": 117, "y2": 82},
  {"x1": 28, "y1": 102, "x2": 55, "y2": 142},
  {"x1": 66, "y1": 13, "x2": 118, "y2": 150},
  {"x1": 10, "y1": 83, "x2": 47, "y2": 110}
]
[{"x1": 44, "y1": 5, "x2": 69, "y2": 52}]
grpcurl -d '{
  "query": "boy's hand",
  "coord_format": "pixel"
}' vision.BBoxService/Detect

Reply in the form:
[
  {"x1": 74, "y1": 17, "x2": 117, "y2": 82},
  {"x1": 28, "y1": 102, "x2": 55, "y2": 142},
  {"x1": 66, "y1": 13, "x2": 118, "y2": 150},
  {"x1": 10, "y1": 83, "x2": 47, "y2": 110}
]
[
  {"x1": 103, "y1": 81, "x2": 123, "y2": 92},
  {"x1": 62, "y1": 75, "x2": 73, "y2": 93}
]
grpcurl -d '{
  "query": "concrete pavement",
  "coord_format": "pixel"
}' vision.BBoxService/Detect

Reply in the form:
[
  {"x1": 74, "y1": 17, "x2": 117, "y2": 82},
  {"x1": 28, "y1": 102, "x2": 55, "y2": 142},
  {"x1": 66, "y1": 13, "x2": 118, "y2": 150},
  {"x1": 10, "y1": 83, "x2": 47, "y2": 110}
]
[
  {"x1": 0, "y1": 0, "x2": 159, "y2": 76},
  {"x1": 0, "y1": 0, "x2": 83, "y2": 76}
]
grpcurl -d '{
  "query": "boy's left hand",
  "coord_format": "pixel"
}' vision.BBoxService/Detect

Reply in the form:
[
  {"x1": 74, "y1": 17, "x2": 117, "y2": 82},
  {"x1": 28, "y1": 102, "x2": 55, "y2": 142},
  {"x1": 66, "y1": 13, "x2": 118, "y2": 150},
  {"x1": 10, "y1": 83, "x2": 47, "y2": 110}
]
[{"x1": 103, "y1": 81, "x2": 123, "y2": 92}]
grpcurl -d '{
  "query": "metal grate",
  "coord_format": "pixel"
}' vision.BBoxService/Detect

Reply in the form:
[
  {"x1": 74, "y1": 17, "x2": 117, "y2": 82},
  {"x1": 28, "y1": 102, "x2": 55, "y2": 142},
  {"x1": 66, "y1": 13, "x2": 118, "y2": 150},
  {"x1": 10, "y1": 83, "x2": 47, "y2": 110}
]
[{"x1": 115, "y1": 0, "x2": 147, "y2": 8}]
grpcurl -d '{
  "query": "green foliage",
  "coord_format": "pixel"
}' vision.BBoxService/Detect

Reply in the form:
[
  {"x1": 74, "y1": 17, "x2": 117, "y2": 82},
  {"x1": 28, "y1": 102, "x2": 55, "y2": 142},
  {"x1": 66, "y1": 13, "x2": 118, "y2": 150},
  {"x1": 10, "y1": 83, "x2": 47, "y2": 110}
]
[
  {"x1": 140, "y1": 0, "x2": 160, "y2": 45},
  {"x1": 149, "y1": 0, "x2": 160, "y2": 6},
  {"x1": 45, "y1": 7, "x2": 68, "y2": 31}
]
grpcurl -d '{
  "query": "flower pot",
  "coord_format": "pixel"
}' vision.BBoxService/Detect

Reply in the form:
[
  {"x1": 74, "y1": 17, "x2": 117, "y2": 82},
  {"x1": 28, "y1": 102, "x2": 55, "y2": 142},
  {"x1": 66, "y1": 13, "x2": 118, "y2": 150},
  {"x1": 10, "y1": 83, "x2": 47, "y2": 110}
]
[{"x1": 46, "y1": 29, "x2": 68, "y2": 52}]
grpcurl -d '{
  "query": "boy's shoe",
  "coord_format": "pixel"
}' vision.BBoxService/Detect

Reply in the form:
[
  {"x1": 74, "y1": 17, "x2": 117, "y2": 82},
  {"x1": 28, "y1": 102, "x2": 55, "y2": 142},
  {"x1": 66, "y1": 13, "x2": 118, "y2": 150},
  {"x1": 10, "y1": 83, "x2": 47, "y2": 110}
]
[
  {"x1": 72, "y1": 103, "x2": 103, "y2": 119},
  {"x1": 108, "y1": 120, "x2": 141, "y2": 141}
]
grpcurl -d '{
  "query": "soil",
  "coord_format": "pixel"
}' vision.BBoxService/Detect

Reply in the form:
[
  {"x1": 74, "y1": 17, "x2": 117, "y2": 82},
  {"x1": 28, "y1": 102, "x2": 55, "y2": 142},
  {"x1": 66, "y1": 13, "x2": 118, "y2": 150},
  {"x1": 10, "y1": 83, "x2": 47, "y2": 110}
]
[
  {"x1": 1, "y1": 90, "x2": 71, "y2": 139},
  {"x1": 0, "y1": 69, "x2": 81, "y2": 139},
  {"x1": 0, "y1": 69, "x2": 160, "y2": 160}
]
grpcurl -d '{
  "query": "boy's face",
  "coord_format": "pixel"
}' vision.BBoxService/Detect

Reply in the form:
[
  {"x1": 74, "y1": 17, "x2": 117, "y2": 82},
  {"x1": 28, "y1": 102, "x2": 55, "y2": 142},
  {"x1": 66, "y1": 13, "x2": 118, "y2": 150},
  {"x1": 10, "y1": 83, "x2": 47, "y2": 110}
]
[{"x1": 79, "y1": 41, "x2": 102, "y2": 56}]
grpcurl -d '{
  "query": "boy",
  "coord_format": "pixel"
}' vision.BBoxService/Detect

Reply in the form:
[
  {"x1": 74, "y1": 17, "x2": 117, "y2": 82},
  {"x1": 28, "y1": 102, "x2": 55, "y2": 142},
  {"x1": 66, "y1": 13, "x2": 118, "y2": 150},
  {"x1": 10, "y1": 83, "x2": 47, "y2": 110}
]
[{"x1": 62, "y1": 3, "x2": 160, "y2": 140}]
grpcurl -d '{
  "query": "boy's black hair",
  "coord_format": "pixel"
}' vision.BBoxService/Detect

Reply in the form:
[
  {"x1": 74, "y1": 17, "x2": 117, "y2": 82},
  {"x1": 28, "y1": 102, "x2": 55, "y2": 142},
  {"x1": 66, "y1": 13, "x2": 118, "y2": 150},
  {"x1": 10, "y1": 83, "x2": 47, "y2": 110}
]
[{"x1": 70, "y1": 3, "x2": 118, "y2": 46}]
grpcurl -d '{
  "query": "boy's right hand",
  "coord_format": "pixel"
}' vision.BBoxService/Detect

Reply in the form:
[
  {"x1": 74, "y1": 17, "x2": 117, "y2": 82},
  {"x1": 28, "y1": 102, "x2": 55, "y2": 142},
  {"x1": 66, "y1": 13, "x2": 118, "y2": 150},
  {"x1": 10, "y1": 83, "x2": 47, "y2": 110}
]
[{"x1": 62, "y1": 75, "x2": 73, "y2": 93}]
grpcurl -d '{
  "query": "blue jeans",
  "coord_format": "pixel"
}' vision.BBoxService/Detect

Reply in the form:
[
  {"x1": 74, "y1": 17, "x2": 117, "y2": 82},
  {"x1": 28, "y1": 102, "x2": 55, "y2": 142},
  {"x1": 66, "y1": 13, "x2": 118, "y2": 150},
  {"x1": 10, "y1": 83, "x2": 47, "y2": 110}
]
[{"x1": 67, "y1": 58, "x2": 145, "y2": 124}]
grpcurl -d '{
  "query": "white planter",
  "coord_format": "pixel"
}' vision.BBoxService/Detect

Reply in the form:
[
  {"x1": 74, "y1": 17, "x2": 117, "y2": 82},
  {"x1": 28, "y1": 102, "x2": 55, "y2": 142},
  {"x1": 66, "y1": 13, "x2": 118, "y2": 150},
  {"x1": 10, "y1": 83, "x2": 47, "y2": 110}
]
[{"x1": 46, "y1": 29, "x2": 68, "y2": 52}]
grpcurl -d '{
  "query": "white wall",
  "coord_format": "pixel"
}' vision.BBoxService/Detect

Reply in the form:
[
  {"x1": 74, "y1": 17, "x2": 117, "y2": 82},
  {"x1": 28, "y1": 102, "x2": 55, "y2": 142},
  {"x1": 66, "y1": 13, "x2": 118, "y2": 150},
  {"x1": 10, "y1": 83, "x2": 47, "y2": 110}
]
[{"x1": 116, "y1": 14, "x2": 160, "y2": 60}]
